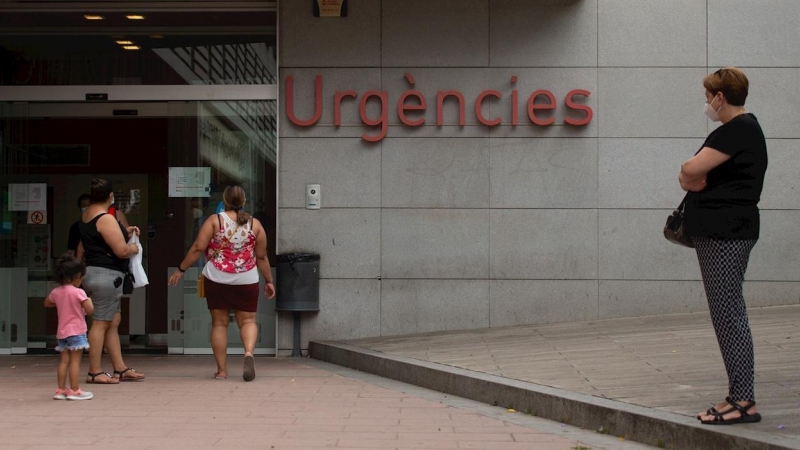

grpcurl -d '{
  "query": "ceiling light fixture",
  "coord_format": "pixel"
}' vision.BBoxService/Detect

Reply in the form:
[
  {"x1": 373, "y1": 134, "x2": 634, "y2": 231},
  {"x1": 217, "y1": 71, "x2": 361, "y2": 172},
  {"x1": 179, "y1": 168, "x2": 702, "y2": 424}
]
[
  {"x1": 126, "y1": 15, "x2": 146, "y2": 20},
  {"x1": 122, "y1": 45, "x2": 141, "y2": 50},
  {"x1": 116, "y1": 40, "x2": 134, "y2": 45},
  {"x1": 150, "y1": 35, "x2": 164, "y2": 39},
  {"x1": 84, "y1": 15, "x2": 104, "y2": 20}
]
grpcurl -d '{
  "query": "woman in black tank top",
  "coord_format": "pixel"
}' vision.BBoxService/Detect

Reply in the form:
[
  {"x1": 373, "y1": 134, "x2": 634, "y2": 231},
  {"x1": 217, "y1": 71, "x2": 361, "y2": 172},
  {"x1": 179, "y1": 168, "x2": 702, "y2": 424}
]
[
  {"x1": 76, "y1": 179, "x2": 145, "y2": 384},
  {"x1": 79, "y1": 214, "x2": 130, "y2": 273}
]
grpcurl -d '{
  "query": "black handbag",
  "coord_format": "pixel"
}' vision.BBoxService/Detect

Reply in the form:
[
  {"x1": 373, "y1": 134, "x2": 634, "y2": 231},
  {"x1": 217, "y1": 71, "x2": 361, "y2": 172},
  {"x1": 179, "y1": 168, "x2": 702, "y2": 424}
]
[
  {"x1": 663, "y1": 196, "x2": 694, "y2": 248},
  {"x1": 123, "y1": 272, "x2": 135, "y2": 295}
]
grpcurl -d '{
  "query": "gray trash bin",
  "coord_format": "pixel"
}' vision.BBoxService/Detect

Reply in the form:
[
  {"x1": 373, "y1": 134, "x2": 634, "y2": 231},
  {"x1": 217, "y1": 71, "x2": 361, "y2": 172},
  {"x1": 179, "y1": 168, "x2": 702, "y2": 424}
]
[
  {"x1": 275, "y1": 253, "x2": 320, "y2": 357},
  {"x1": 275, "y1": 253, "x2": 320, "y2": 312}
]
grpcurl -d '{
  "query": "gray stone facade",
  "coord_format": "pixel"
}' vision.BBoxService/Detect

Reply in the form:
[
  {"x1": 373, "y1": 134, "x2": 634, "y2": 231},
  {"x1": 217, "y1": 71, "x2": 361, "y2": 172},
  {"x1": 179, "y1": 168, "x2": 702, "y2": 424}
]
[{"x1": 276, "y1": 0, "x2": 800, "y2": 353}]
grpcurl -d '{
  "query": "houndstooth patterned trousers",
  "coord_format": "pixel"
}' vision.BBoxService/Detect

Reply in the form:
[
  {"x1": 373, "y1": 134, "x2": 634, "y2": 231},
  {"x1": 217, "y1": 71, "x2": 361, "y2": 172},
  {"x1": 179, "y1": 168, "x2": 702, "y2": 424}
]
[{"x1": 693, "y1": 237, "x2": 757, "y2": 402}]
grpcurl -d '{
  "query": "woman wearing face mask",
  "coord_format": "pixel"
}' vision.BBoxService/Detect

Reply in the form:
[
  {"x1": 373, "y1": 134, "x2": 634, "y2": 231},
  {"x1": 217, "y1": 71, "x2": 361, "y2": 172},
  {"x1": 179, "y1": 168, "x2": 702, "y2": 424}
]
[
  {"x1": 76, "y1": 178, "x2": 145, "y2": 383},
  {"x1": 679, "y1": 67, "x2": 768, "y2": 425}
]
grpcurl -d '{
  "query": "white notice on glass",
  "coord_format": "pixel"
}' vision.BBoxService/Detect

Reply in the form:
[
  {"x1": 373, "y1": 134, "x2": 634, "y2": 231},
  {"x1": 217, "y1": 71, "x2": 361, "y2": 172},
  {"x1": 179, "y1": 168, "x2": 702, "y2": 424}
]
[
  {"x1": 10, "y1": 183, "x2": 47, "y2": 211},
  {"x1": 168, "y1": 167, "x2": 211, "y2": 197}
]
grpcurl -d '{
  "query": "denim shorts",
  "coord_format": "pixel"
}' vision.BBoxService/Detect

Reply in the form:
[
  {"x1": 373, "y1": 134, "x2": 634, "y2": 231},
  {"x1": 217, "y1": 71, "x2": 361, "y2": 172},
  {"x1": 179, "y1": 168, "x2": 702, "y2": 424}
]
[{"x1": 55, "y1": 334, "x2": 90, "y2": 352}]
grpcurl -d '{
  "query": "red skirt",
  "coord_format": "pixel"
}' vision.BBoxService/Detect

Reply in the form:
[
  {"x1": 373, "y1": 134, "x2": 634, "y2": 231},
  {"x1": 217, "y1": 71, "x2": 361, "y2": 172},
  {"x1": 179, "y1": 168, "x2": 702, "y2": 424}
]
[{"x1": 204, "y1": 277, "x2": 259, "y2": 313}]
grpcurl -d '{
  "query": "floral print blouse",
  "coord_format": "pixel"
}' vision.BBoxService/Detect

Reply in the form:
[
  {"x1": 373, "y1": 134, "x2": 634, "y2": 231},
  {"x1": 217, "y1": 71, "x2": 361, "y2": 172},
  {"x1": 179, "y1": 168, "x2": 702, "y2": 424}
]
[{"x1": 206, "y1": 214, "x2": 257, "y2": 274}]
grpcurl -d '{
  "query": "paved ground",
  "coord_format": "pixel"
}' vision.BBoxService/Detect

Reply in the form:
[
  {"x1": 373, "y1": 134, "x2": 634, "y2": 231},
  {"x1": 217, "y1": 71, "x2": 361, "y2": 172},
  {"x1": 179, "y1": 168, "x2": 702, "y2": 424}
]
[
  {"x1": 0, "y1": 354, "x2": 655, "y2": 449},
  {"x1": 344, "y1": 305, "x2": 800, "y2": 443}
]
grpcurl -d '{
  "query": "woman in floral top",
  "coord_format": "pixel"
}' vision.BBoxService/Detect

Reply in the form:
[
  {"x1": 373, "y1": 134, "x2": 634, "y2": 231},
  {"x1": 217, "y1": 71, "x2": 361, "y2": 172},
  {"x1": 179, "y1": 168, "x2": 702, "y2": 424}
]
[{"x1": 169, "y1": 185, "x2": 275, "y2": 381}]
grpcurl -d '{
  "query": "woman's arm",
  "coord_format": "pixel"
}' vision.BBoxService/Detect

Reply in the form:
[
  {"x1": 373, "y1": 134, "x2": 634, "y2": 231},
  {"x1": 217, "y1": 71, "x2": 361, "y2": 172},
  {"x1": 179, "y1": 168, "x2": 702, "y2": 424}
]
[
  {"x1": 167, "y1": 215, "x2": 217, "y2": 286},
  {"x1": 97, "y1": 214, "x2": 138, "y2": 258},
  {"x1": 115, "y1": 209, "x2": 130, "y2": 229},
  {"x1": 679, "y1": 147, "x2": 731, "y2": 192},
  {"x1": 44, "y1": 296, "x2": 55, "y2": 307},
  {"x1": 76, "y1": 241, "x2": 84, "y2": 260},
  {"x1": 253, "y1": 219, "x2": 275, "y2": 299}
]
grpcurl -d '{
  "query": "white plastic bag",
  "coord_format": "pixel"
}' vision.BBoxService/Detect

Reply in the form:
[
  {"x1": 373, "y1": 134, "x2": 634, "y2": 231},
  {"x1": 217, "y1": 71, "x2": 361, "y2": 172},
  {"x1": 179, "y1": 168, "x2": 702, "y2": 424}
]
[{"x1": 127, "y1": 234, "x2": 149, "y2": 288}]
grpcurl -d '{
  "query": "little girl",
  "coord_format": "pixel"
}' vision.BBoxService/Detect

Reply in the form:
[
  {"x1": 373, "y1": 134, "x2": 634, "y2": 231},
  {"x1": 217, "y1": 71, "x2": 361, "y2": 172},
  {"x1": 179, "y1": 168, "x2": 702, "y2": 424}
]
[{"x1": 44, "y1": 254, "x2": 95, "y2": 400}]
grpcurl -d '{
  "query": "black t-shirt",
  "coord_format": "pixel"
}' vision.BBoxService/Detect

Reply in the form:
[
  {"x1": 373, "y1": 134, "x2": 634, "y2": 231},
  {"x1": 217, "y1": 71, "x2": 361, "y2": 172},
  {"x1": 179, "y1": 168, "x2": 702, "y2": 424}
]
[
  {"x1": 79, "y1": 213, "x2": 130, "y2": 273},
  {"x1": 685, "y1": 113, "x2": 768, "y2": 239},
  {"x1": 67, "y1": 220, "x2": 81, "y2": 252}
]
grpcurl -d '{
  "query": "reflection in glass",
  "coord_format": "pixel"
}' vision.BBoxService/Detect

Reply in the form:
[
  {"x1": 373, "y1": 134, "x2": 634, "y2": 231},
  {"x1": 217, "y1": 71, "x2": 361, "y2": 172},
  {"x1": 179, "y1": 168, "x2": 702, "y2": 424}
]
[
  {"x1": 0, "y1": 11, "x2": 276, "y2": 85},
  {"x1": 0, "y1": 100, "x2": 277, "y2": 351}
]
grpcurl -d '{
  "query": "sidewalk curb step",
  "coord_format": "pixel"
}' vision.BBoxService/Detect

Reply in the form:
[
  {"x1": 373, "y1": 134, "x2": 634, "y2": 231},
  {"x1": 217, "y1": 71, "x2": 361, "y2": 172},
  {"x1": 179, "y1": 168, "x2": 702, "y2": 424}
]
[{"x1": 309, "y1": 341, "x2": 797, "y2": 450}]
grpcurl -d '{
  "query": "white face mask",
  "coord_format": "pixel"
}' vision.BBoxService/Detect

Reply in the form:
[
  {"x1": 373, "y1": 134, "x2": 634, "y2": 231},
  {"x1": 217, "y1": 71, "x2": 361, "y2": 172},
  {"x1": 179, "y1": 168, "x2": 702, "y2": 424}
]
[
  {"x1": 109, "y1": 195, "x2": 115, "y2": 206},
  {"x1": 192, "y1": 208, "x2": 204, "y2": 220},
  {"x1": 704, "y1": 95, "x2": 723, "y2": 122}
]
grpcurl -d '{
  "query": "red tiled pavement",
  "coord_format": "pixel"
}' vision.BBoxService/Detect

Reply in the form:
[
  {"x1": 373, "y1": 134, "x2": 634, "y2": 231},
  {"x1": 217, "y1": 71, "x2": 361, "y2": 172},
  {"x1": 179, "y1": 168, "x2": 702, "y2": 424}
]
[{"x1": 0, "y1": 355, "x2": 653, "y2": 449}]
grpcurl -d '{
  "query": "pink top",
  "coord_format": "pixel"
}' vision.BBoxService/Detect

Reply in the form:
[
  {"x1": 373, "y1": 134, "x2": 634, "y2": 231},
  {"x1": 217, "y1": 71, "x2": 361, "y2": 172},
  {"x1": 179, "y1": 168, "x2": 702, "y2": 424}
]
[
  {"x1": 49, "y1": 285, "x2": 89, "y2": 339},
  {"x1": 205, "y1": 213, "x2": 257, "y2": 274}
]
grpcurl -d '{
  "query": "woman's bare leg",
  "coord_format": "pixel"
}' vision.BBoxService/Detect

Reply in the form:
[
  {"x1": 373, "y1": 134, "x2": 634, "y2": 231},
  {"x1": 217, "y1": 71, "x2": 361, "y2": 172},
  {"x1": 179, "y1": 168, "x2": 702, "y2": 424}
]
[{"x1": 210, "y1": 309, "x2": 230, "y2": 378}]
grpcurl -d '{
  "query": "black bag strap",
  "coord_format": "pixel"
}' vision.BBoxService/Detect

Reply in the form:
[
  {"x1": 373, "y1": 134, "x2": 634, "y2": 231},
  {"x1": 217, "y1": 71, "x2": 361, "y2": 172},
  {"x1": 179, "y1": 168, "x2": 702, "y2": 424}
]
[{"x1": 676, "y1": 193, "x2": 690, "y2": 212}]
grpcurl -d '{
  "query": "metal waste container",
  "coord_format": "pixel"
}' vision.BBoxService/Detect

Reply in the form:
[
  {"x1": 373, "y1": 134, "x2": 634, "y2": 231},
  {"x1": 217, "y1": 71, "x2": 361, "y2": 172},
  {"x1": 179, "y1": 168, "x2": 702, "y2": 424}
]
[{"x1": 275, "y1": 253, "x2": 320, "y2": 312}]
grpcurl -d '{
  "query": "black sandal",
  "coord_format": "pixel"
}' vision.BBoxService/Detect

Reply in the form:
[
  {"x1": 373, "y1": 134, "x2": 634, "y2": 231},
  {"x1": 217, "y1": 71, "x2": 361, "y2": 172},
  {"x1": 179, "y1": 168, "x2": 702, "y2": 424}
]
[
  {"x1": 697, "y1": 396, "x2": 732, "y2": 419},
  {"x1": 701, "y1": 399, "x2": 761, "y2": 425},
  {"x1": 113, "y1": 367, "x2": 146, "y2": 381},
  {"x1": 86, "y1": 371, "x2": 119, "y2": 384}
]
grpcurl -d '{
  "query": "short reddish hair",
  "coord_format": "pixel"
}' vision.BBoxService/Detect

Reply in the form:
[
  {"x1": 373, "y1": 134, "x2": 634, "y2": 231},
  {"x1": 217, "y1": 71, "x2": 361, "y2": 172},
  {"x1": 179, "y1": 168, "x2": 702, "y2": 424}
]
[{"x1": 703, "y1": 67, "x2": 749, "y2": 106}]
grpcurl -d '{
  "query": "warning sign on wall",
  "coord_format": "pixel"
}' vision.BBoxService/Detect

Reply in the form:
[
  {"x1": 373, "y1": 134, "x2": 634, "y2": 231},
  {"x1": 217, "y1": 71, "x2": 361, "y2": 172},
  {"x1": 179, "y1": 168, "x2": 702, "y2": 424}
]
[
  {"x1": 27, "y1": 210, "x2": 47, "y2": 224},
  {"x1": 10, "y1": 183, "x2": 46, "y2": 211},
  {"x1": 313, "y1": 0, "x2": 347, "y2": 17}
]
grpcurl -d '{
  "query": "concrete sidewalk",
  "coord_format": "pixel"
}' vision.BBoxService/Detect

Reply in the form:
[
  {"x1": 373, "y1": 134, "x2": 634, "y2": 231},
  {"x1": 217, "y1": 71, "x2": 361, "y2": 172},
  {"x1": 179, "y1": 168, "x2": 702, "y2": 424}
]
[
  {"x1": 0, "y1": 354, "x2": 656, "y2": 449},
  {"x1": 312, "y1": 305, "x2": 800, "y2": 450}
]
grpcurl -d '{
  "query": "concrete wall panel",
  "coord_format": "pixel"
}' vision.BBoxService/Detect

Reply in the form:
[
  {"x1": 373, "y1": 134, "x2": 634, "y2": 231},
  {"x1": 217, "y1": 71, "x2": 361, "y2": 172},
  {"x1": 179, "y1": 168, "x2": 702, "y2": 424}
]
[
  {"x1": 759, "y1": 140, "x2": 800, "y2": 210},
  {"x1": 382, "y1": 138, "x2": 490, "y2": 208},
  {"x1": 599, "y1": 210, "x2": 700, "y2": 280},
  {"x1": 279, "y1": 138, "x2": 381, "y2": 208},
  {"x1": 599, "y1": 68, "x2": 707, "y2": 138},
  {"x1": 490, "y1": 280, "x2": 598, "y2": 327},
  {"x1": 278, "y1": 208, "x2": 380, "y2": 279},
  {"x1": 744, "y1": 282, "x2": 800, "y2": 309},
  {"x1": 599, "y1": 138, "x2": 699, "y2": 209},
  {"x1": 384, "y1": 125, "x2": 491, "y2": 139},
  {"x1": 490, "y1": 138, "x2": 598, "y2": 209},
  {"x1": 708, "y1": 0, "x2": 800, "y2": 67},
  {"x1": 598, "y1": 0, "x2": 706, "y2": 67},
  {"x1": 490, "y1": 209, "x2": 598, "y2": 279},
  {"x1": 381, "y1": 279, "x2": 489, "y2": 336},
  {"x1": 737, "y1": 69, "x2": 800, "y2": 139},
  {"x1": 382, "y1": 209, "x2": 490, "y2": 279},
  {"x1": 490, "y1": 0, "x2": 598, "y2": 67},
  {"x1": 382, "y1": 0, "x2": 489, "y2": 67},
  {"x1": 280, "y1": 0, "x2": 381, "y2": 67},
  {"x1": 599, "y1": 280, "x2": 707, "y2": 320},
  {"x1": 746, "y1": 210, "x2": 800, "y2": 281},
  {"x1": 278, "y1": 279, "x2": 381, "y2": 351}
]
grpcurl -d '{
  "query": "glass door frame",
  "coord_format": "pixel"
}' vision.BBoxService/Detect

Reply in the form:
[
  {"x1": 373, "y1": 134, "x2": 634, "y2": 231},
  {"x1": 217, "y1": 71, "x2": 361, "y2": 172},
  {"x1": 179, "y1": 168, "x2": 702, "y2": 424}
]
[
  {"x1": 0, "y1": 85, "x2": 276, "y2": 102},
  {"x1": 0, "y1": 83, "x2": 279, "y2": 355}
]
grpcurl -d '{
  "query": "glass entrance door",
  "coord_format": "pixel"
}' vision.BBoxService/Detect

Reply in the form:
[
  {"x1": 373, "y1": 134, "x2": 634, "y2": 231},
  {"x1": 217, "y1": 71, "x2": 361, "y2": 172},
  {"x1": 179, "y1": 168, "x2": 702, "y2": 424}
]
[
  {"x1": 0, "y1": 99, "x2": 277, "y2": 354},
  {"x1": 1, "y1": 3, "x2": 277, "y2": 355}
]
